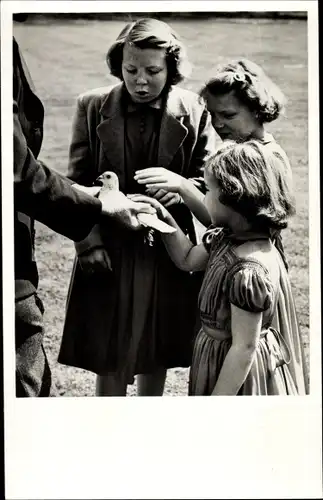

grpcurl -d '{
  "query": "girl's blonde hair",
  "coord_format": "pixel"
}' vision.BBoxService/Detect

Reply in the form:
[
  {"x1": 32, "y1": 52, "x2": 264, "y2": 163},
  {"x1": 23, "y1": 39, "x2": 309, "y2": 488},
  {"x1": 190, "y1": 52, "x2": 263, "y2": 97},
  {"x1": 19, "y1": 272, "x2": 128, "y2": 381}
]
[
  {"x1": 106, "y1": 18, "x2": 191, "y2": 86},
  {"x1": 200, "y1": 59, "x2": 286, "y2": 123},
  {"x1": 206, "y1": 140, "x2": 295, "y2": 230}
]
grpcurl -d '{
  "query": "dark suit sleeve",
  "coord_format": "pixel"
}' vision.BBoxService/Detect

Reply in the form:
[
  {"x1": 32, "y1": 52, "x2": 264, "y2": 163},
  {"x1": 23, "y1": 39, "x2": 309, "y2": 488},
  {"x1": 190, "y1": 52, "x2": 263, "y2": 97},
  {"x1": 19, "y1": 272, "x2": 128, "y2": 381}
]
[
  {"x1": 14, "y1": 100, "x2": 102, "y2": 242},
  {"x1": 188, "y1": 104, "x2": 217, "y2": 193}
]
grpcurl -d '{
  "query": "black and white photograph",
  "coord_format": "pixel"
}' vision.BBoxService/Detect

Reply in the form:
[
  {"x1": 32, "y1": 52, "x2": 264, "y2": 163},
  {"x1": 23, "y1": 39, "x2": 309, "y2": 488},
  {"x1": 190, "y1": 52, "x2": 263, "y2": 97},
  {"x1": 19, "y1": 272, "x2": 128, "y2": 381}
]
[{"x1": 1, "y1": 1, "x2": 321, "y2": 498}]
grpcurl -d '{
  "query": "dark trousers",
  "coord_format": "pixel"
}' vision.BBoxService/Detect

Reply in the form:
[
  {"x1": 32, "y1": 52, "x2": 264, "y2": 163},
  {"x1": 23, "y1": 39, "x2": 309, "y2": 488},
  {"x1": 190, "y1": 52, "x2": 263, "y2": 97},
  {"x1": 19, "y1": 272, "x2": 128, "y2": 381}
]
[{"x1": 15, "y1": 293, "x2": 52, "y2": 397}]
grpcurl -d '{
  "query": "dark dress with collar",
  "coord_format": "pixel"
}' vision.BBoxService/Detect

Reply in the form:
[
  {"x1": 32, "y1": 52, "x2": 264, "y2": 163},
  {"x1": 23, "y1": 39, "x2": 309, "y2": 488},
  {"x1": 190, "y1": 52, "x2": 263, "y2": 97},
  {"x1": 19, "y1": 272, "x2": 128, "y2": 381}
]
[
  {"x1": 189, "y1": 227, "x2": 309, "y2": 395},
  {"x1": 58, "y1": 83, "x2": 216, "y2": 381}
]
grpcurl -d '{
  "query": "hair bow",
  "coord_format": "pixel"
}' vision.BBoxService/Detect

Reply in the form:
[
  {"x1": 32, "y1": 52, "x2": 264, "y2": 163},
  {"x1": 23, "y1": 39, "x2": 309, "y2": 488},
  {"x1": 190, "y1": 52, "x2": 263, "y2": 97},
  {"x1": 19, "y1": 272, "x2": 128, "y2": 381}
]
[{"x1": 232, "y1": 71, "x2": 246, "y2": 83}]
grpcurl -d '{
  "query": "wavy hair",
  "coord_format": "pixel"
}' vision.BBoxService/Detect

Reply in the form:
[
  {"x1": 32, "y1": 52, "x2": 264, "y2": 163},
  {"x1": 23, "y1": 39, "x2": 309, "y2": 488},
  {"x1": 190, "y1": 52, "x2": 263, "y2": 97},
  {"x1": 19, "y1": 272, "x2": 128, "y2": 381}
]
[
  {"x1": 200, "y1": 59, "x2": 286, "y2": 123},
  {"x1": 106, "y1": 18, "x2": 191, "y2": 86},
  {"x1": 206, "y1": 140, "x2": 295, "y2": 230}
]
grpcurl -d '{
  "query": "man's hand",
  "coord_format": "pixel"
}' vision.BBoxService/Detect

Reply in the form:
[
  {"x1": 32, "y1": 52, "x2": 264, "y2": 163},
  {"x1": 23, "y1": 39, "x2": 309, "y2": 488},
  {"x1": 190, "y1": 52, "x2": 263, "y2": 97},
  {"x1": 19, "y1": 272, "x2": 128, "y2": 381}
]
[
  {"x1": 72, "y1": 183, "x2": 101, "y2": 197},
  {"x1": 79, "y1": 247, "x2": 112, "y2": 274},
  {"x1": 128, "y1": 194, "x2": 173, "y2": 223},
  {"x1": 99, "y1": 189, "x2": 156, "y2": 231}
]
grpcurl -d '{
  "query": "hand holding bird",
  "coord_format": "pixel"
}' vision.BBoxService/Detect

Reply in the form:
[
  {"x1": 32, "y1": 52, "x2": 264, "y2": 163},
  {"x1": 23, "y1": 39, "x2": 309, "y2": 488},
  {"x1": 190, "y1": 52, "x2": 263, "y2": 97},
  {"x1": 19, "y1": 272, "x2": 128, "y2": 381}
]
[{"x1": 96, "y1": 171, "x2": 176, "y2": 234}]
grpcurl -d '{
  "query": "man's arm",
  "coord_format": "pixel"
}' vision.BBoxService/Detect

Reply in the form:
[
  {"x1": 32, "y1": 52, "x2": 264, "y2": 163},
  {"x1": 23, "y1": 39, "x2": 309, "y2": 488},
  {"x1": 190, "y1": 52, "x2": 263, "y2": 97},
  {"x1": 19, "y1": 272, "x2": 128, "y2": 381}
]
[{"x1": 13, "y1": 100, "x2": 102, "y2": 242}]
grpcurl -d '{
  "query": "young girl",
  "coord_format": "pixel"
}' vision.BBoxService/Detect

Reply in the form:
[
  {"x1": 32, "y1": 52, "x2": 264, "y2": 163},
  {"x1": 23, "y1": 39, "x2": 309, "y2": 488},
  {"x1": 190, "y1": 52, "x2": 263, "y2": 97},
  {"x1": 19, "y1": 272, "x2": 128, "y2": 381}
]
[
  {"x1": 135, "y1": 58, "x2": 291, "y2": 261},
  {"x1": 199, "y1": 58, "x2": 286, "y2": 144},
  {"x1": 132, "y1": 140, "x2": 309, "y2": 395},
  {"x1": 58, "y1": 18, "x2": 216, "y2": 396}
]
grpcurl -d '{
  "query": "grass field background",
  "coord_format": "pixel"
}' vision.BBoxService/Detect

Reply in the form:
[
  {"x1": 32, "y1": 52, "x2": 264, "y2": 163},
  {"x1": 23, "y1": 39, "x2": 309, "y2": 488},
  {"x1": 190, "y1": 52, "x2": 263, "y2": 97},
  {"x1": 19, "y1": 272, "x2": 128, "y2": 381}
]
[{"x1": 13, "y1": 15, "x2": 309, "y2": 396}]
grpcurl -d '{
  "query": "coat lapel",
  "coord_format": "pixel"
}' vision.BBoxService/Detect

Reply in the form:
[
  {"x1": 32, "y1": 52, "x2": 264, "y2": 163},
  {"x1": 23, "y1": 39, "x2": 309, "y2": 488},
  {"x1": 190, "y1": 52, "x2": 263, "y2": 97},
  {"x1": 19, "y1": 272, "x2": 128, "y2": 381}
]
[
  {"x1": 96, "y1": 84, "x2": 190, "y2": 187},
  {"x1": 96, "y1": 83, "x2": 126, "y2": 188},
  {"x1": 158, "y1": 87, "x2": 189, "y2": 170}
]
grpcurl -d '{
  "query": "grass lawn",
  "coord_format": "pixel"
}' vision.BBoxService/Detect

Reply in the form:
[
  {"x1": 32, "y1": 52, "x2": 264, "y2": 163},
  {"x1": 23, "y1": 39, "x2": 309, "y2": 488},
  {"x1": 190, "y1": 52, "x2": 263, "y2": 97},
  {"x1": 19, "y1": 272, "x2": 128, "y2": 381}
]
[{"x1": 13, "y1": 15, "x2": 309, "y2": 396}]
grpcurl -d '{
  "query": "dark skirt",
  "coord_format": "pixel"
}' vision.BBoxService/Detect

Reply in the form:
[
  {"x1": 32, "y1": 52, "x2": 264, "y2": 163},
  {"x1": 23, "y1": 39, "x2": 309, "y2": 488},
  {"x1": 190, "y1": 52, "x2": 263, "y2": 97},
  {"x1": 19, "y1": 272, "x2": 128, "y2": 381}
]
[{"x1": 58, "y1": 207, "x2": 202, "y2": 381}]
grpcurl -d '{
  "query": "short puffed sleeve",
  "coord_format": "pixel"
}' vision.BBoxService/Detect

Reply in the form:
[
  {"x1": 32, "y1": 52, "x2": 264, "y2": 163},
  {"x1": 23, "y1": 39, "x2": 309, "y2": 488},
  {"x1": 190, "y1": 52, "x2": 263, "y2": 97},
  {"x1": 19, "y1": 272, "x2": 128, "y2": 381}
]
[{"x1": 227, "y1": 261, "x2": 275, "y2": 312}]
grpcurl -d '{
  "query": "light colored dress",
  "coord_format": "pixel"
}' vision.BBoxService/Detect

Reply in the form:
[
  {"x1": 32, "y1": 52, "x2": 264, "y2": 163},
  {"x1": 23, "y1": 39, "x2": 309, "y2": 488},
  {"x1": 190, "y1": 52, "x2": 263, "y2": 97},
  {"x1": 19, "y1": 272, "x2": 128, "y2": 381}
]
[{"x1": 189, "y1": 227, "x2": 308, "y2": 395}]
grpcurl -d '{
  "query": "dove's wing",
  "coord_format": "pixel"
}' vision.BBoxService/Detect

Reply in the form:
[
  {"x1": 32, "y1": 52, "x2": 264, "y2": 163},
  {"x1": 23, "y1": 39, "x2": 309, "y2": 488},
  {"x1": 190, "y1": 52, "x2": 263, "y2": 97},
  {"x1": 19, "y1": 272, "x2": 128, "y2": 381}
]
[{"x1": 137, "y1": 213, "x2": 177, "y2": 234}]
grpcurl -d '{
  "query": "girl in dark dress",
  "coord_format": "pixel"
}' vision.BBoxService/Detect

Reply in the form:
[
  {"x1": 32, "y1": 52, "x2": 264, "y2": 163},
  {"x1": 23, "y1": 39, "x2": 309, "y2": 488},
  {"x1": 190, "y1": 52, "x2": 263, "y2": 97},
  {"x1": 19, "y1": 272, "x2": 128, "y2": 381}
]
[{"x1": 58, "y1": 18, "x2": 216, "y2": 396}]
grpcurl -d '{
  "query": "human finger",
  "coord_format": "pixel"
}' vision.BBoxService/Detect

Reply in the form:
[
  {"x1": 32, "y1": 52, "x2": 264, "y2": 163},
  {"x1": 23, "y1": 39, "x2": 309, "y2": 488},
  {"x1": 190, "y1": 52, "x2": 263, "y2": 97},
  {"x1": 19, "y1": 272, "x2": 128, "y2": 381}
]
[
  {"x1": 145, "y1": 186, "x2": 159, "y2": 196},
  {"x1": 164, "y1": 195, "x2": 181, "y2": 208},
  {"x1": 90, "y1": 248, "x2": 112, "y2": 272},
  {"x1": 135, "y1": 167, "x2": 165, "y2": 177},
  {"x1": 102, "y1": 251, "x2": 113, "y2": 271},
  {"x1": 130, "y1": 194, "x2": 161, "y2": 207},
  {"x1": 151, "y1": 188, "x2": 168, "y2": 200},
  {"x1": 79, "y1": 259, "x2": 96, "y2": 275},
  {"x1": 130, "y1": 200, "x2": 158, "y2": 214},
  {"x1": 78, "y1": 257, "x2": 91, "y2": 273},
  {"x1": 88, "y1": 251, "x2": 110, "y2": 273},
  {"x1": 158, "y1": 192, "x2": 177, "y2": 205},
  {"x1": 135, "y1": 176, "x2": 166, "y2": 185}
]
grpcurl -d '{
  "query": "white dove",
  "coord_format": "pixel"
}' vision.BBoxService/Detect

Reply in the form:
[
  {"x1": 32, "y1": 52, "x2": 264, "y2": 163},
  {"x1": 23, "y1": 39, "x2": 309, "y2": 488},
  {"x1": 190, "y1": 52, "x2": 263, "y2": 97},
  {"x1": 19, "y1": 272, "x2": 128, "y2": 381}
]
[{"x1": 95, "y1": 171, "x2": 177, "y2": 234}]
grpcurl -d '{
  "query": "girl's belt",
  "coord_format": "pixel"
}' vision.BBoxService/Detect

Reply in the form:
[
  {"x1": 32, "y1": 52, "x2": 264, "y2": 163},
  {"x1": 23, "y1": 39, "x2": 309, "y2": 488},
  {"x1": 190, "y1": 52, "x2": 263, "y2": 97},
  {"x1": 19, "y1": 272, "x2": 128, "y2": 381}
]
[{"x1": 201, "y1": 325, "x2": 291, "y2": 371}]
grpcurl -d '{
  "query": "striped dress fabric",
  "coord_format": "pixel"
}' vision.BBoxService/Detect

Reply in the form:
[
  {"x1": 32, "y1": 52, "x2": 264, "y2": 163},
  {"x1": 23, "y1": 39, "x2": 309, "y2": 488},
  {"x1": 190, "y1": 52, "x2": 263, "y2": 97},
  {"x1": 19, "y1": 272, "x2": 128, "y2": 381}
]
[{"x1": 188, "y1": 227, "x2": 309, "y2": 396}]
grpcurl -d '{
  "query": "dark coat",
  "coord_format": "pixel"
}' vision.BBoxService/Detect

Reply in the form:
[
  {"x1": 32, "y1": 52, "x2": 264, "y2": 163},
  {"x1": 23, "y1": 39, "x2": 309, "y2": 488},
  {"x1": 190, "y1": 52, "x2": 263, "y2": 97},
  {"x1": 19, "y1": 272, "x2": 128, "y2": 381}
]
[
  {"x1": 13, "y1": 38, "x2": 102, "y2": 301},
  {"x1": 58, "y1": 83, "x2": 217, "y2": 376},
  {"x1": 13, "y1": 37, "x2": 104, "y2": 396},
  {"x1": 66, "y1": 82, "x2": 217, "y2": 252},
  {"x1": 67, "y1": 82, "x2": 216, "y2": 188}
]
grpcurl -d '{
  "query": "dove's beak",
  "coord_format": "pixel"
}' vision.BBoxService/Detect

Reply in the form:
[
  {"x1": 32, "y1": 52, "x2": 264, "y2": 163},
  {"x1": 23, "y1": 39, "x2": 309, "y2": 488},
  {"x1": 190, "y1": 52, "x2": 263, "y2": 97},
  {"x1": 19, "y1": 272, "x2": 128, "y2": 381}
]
[
  {"x1": 94, "y1": 174, "x2": 106, "y2": 187},
  {"x1": 95, "y1": 173, "x2": 114, "y2": 187}
]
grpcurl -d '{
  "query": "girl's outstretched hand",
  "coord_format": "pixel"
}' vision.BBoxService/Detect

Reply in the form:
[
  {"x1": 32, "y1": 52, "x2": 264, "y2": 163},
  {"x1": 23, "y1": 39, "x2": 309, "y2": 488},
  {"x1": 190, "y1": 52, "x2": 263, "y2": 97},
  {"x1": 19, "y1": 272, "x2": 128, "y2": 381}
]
[
  {"x1": 134, "y1": 167, "x2": 184, "y2": 193},
  {"x1": 127, "y1": 194, "x2": 174, "y2": 224},
  {"x1": 145, "y1": 187, "x2": 182, "y2": 208}
]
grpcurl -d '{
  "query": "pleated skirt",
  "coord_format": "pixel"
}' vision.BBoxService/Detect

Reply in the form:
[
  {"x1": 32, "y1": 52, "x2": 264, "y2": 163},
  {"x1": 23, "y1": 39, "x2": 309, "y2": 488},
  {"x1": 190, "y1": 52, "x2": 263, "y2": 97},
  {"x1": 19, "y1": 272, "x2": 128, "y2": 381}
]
[{"x1": 58, "y1": 223, "x2": 202, "y2": 382}]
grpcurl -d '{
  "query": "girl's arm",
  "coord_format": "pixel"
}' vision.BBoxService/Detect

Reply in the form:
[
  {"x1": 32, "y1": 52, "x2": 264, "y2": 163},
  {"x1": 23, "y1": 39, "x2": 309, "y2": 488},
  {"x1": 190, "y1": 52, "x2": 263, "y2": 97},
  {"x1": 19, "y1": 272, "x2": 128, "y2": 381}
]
[
  {"x1": 179, "y1": 177, "x2": 211, "y2": 227},
  {"x1": 129, "y1": 194, "x2": 209, "y2": 272},
  {"x1": 211, "y1": 305, "x2": 262, "y2": 395},
  {"x1": 184, "y1": 104, "x2": 216, "y2": 226},
  {"x1": 162, "y1": 224, "x2": 209, "y2": 272}
]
